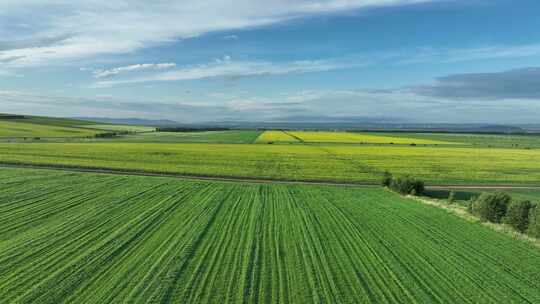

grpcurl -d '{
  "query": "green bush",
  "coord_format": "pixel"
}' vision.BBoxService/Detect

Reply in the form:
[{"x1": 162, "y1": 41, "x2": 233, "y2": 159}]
[
  {"x1": 528, "y1": 205, "x2": 540, "y2": 238},
  {"x1": 389, "y1": 176, "x2": 424, "y2": 196},
  {"x1": 448, "y1": 191, "x2": 456, "y2": 204},
  {"x1": 381, "y1": 171, "x2": 392, "y2": 187},
  {"x1": 503, "y1": 200, "x2": 532, "y2": 233},
  {"x1": 471, "y1": 192, "x2": 511, "y2": 223},
  {"x1": 466, "y1": 196, "x2": 477, "y2": 214}
]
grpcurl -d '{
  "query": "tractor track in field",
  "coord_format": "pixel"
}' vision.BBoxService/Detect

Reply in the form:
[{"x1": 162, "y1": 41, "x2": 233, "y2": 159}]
[{"x1": 1, "y1": 162, "x2": 540, "y2": 190}]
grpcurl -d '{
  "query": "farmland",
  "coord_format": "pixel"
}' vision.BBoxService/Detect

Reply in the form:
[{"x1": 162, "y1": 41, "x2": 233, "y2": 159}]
[
  {"x1": 256, "y1": 130, "x2": 458, "y2": 145},
  {"x1": 0, "y1": 120, "x2": 101, "y2": 138},
  {"x1": 0, "y1": 142, "x2": 539, "y2": 185},
  {"x1": 99, "y1": 130, "x2": 263, "y2": 144},
  {"x1": 0, "y1": 168, "x2": 539, "y2": 303},
  {"x1": 81, "y1": 124, "x2": 156, "y2": 133},
  {"x1": 382, "y1": 132, "x2": 540, "y2": 149}
]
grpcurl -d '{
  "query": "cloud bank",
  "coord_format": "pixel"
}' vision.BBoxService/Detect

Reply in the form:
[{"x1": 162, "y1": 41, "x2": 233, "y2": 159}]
[
  {"x1": 409, "y1": 67, "x2": 540, "y2": 100},
  {"x1": 5, "y1": 65, "x2": 540, "y2": 124}
]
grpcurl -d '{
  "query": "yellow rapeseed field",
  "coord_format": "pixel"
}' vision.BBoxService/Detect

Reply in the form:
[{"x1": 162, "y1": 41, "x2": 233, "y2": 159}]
[{"x1": 256, "y1": 130, "x2": 458, "y2": 145}]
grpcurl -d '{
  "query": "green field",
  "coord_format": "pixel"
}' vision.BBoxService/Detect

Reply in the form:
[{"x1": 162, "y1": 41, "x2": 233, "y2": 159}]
[
  {"x1": 1, "y1": 142, "x2": 539, "y2": 185},
  {"x1": 0, "y1": 168, "x2": 539, "y2": 303},
  {"x1": 0, "y1": 120, "x2": 100, "y2": 138},
  {"x1": 81, "y1": 124, "x2": 156, "y2": 133},
  {"x1": 256, "y1": 131, "x2": 458, "y2": 145},
  {"x1": 0, "y1": 116, "x2": 102, "y2": 138},
  {"x1": 383, "y1": 132, "x2": 540, "y2": 148},
  {"x1": 96, "y1": 130, "x2": 263, "y2": 144}
]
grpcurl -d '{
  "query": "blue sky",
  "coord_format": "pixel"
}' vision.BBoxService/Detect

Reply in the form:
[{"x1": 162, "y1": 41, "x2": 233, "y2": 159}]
[{"x1": 1, "y1": 0, "x2": 540, "y2": 123}]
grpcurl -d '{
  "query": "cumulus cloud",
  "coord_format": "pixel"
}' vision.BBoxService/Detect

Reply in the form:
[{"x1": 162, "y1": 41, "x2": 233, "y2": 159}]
[{"x1": 0, "y1": 0, "x2": 435, "y2": 67}]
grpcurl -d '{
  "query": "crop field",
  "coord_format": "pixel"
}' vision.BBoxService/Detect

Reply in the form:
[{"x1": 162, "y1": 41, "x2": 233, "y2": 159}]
[
  {"x1": 255, "y1": 130, "x2": 300, "y2": 143},
  {"x1": 0, "y1": 120, "x2": 101, "y2": 138},
  {"x1": 1, "y1": 142, "x2": 539, "y2": 185},
  {"x1": 0, "y1": 168, "x2": 539, "y2": 303},
  {"x1": 102, "y1": 130, "x2": 263, "y2": 144},
  {"x1": 383, "y1": 132, "x2": 540, "y2": 148},
  {"x1": 0, "y1": 115, "x2": 97, "y2": 127},
  {"x1": 256, "y1": 130, "x2": 458, "y2": 145},
  {"x1": 81, "y1": 124, "x2": 156, "y2": 133}
]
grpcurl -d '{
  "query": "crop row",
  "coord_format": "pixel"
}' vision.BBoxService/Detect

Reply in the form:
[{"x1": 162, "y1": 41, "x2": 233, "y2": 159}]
[{"x1": 0, "y1": 168, "x2": 539, "y2": 303}]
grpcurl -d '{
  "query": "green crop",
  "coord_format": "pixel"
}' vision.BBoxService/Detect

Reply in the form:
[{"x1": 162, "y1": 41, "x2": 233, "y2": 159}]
[
  {"x1": 0, "y1": 168, "x2": 539, "y2": 303},
  {"x1": 0, "y1": 142, "x2": 539, "y2": 185},
  {"x1": 0, "y1": 120, "x2": 100, "y2": 138}
]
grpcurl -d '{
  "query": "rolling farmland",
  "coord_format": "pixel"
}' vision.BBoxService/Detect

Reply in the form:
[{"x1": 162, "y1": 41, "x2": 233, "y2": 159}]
[
  {"x1": 383, "y1": 132, "x2": 540, "y2": 149},
  {"x1": 1, "y1": 142, "x2": 539, "y2": 185},
  {"x1": 0, "y1": 120, "x2": 101, "y2": 138},
  {"x1": 255, "y1": 130, "x2": 300, "y2": 143},
  {"x1": 102, "y1": 130, "x2": 263, "y2": 144},
  {"x1": 0, "y1": 168, "x2": 539, "y2": 303},
  {"x1": 81, "y1": 124, "x2": 156, "y2": 133},
  {"x1": 256, "y1": 130, "x2": 458, "y2": 145}
]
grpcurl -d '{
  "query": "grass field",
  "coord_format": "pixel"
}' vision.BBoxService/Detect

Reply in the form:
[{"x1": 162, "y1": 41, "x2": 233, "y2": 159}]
[
  {"x1": 0, "y1": 168, "x2": 539, "y2": 303},
  {"x1": 256, "y1": 131, "x2": 458, "y2": 145},
  {"x1": 0, "y1": 120, "x2": 100, "y2": 138},
  {"x1": 1, "y1": 142, "x2": 539, "y2": 185}
]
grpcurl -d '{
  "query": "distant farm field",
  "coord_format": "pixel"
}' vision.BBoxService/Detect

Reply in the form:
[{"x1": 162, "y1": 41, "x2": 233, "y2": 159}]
[
  {"x1": 384, "y1": 132, "x2": 540, "y2": 148},
  {"x1": 1, "y1": 142, "x2": 539, "y2": 185},
  {"x1": 0, "y1": 120, "x2": 100, "y2": 138},
  {"x1": 256, "y1": 130, "x2": 458, "y2": 145},
  {"x1": 1, "y1": 168, "x2": 539, "y2": 303},
  {"x1": 81, "y1": 124, "x2": 156, "y2": 133},
  {"x1": 102, "y1": 130, "x2": 263, "y2": 144}
]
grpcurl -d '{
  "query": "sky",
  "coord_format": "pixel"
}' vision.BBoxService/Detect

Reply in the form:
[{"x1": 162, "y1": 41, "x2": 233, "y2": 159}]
[{"x1": 1, "y1": 0, "x2": 540, "y2": 124}]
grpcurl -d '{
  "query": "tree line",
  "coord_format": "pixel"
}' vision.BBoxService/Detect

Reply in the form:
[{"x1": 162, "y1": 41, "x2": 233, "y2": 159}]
[{"x1": 382, "y1": 172, "x2": 539, "y2": 239}]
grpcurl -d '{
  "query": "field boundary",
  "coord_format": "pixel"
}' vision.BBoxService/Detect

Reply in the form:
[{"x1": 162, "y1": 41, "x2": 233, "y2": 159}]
[
  {"x1": 1, "y1": 162, "x2": 540, "y2": 189},
  {"x1": 0, "y1": 162, "x2": 379, "y2": 187}
]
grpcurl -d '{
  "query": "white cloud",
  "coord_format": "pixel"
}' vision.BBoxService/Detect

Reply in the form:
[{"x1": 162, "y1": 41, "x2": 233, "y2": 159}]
[
  {"x1": 92, "y1": 63, "x2": 177, "y2": 78},
  {"x1": 398, "y1": 44, "x2": 540, "y2": 65},
  {"x1": 92, "y1": 57, "x2": 362, "y2": 87},
  {"x1": 223, "y1": 35, "x2": 239, "y2": 40},
  {"x1": 0, "y1": 0, "x2": 434, "y2": 67}
]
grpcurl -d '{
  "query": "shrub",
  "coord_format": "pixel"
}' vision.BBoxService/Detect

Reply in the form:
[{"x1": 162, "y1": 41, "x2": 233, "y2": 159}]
[
  {"x1": 528, "y1": 205, "x2": 540, "y2": 238},
  {"x1": 381, "y1": 171, "x2": 393, "y2": 187},
  {"x1": 389, "y1": 176, "x2": 424, "y2": 196},
  {"x1": 466, "y1": 196, "x2": 477, "y2": 214},
  {"x1": 448, "y1": 191, "x2": 456, "y2": 204},
  {"x1": 471, "y1": 192, "x2": 511, "y2": 223},
  {"x1": 503, "y1": 200, "x2": 532, "y2": 233}
]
